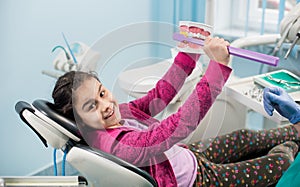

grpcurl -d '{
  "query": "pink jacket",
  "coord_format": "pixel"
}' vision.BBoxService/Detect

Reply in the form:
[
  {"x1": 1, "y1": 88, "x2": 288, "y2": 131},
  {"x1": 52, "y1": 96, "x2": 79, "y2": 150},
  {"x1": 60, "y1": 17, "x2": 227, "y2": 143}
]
[{"x1": 82, "y1": 52, "x2": 232, "y2": 186}]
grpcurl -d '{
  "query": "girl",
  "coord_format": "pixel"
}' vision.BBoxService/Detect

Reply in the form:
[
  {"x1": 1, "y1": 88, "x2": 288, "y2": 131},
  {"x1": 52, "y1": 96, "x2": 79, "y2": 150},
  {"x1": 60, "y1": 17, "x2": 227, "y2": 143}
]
[{"x1": 52, "y1": 37, "x2": 299, "y2": 187}]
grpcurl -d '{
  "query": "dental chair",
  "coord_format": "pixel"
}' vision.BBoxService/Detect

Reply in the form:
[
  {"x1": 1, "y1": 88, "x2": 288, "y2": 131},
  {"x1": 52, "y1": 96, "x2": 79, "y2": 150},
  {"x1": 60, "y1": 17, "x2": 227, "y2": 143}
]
[{"x1": 15, "y1": 99, "x2": 158, "y2": 187}]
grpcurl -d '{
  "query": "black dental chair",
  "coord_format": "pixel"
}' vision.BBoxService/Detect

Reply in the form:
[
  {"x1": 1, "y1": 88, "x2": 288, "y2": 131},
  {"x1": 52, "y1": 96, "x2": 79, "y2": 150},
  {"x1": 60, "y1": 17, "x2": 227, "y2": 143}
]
[{"x1": 15, "y1": 99, "x2": 158, "y2": 187}]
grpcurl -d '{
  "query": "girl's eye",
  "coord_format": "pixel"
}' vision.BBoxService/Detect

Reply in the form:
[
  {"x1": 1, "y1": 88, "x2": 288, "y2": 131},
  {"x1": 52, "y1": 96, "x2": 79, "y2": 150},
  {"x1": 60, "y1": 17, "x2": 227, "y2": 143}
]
[
  {"x1": 100, "y1": 91, "x2": 105, "y2": 97},
  {"x1": 88, "y1": 103, "x2": 96, "y2": 111}
]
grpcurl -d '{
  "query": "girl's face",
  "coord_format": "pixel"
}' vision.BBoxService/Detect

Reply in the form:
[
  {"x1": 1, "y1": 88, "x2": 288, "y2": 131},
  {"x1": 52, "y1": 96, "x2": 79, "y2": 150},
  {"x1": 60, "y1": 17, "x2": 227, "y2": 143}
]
[{"x1": 73, "y1": 77, "x2": 121, "y2": 129}]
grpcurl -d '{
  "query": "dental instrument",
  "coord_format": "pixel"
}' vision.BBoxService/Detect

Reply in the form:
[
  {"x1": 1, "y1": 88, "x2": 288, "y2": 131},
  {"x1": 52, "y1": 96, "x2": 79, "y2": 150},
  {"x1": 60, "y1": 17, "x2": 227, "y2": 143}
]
[
  {"x1": 51, "y1": 44, "x2": 78, "y2": 73},
  {"x1": 284, "y1": 31, "x2": 300, "y2": 59},
  {"x1": 44, "y1": 38, "x2": 100, "y2": 79},
  {"x1": 253, "y1": 69, "x2": 300, "y2": 92},
  {"x1": 266, "y1": 74, "x2": 300, "y2": 89},
  {"x1": 52, "y1": 45, "x2": 71, "y2": 61},
  {"x1": 62, "y1": 32, "x2": 78, "y2": 64},
  {"x1": 271, "y1": 21, "x2": 295, "y2": 56},
  {"x1": 173, "y1": 33, "x2": 280, "y2": 66}
]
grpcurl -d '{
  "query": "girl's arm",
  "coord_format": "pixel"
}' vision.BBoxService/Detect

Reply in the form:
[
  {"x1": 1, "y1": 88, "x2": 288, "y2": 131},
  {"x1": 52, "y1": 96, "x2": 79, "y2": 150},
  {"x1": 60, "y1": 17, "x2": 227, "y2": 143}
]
[
  {"x1": 128, "y1": 52, "x2": 200, "y2": 117},
  {"x1": 110, "y1": 60, "x2": 232, "y2": 165}
]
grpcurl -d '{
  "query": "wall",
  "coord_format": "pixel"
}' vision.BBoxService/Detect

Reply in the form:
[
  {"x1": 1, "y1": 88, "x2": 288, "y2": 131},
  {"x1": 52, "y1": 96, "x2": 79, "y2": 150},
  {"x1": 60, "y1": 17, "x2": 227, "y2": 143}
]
[
  {"x1": 2, "y1": 0, "x2": 280, "y2": 177},
  {"x1": 0, "y1": 0, "x2": 153, "y2": 176}
]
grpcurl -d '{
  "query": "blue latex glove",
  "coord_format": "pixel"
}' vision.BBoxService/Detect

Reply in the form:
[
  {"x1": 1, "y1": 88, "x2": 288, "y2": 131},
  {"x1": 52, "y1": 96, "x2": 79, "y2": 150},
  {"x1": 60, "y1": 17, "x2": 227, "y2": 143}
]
[{"x1": 263, "y1": 87, "x2": 300, "y2": 124}]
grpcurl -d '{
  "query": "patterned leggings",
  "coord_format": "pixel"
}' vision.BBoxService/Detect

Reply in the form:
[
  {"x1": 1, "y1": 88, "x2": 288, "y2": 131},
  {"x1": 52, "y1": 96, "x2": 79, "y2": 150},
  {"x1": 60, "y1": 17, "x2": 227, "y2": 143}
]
[{"x1": 188, "y1": 125, "x2": 299, "y2": 187}]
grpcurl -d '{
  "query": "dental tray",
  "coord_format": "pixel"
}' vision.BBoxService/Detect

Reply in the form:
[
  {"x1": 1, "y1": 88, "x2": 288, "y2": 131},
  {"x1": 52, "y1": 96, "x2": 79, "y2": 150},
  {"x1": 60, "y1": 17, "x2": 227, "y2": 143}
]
[{"x1": 253, "y1": 69, "x2": 300, "y2": 92}]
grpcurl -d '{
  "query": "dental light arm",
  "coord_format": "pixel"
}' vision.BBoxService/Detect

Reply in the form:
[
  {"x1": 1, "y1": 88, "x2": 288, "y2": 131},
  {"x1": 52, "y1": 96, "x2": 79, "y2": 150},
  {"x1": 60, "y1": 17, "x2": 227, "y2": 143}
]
[
  {"x1": 173, "y1": 33, "x2": 279, "y2": 66},
  {"x1": 276, "y1": 3, "x2": 300, "y2": 59}
]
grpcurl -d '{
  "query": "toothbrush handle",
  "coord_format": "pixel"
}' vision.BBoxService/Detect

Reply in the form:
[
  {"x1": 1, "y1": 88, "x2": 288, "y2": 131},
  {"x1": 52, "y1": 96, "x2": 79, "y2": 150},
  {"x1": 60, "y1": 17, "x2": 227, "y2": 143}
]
[
  {"x1": 173, "y1": 33, "x2": 279, "y2": 66},
  {"x1": 228, "y1": 46, "x2": 279, "y2": 66}
]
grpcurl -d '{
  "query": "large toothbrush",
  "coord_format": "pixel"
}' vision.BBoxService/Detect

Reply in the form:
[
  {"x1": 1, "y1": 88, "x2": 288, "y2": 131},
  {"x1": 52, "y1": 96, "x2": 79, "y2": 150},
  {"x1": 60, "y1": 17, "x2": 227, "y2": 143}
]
[{"x1": 173, "y1": 33, "x2": 279, "y2": 66}]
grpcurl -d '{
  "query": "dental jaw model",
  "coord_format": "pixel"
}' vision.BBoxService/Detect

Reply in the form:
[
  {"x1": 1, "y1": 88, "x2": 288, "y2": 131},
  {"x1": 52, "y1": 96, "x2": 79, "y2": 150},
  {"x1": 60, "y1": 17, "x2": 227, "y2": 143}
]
[
  {"x1": 173, "y1": 21, "x2": 279, "y2": 66},
  {"x1": 177, "y1": 21, "x2": 213, "y2": 54}
]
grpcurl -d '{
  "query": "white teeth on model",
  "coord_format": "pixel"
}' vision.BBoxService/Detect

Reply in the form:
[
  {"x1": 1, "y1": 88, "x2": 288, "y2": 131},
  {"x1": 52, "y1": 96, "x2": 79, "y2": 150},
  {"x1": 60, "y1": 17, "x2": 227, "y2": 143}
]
[
  {"x1": 188, "y1": 32, "x2": 201, "y2": 38},
  {"x1": 181, "y1": 31, "x2": 202, "y2": 39}
]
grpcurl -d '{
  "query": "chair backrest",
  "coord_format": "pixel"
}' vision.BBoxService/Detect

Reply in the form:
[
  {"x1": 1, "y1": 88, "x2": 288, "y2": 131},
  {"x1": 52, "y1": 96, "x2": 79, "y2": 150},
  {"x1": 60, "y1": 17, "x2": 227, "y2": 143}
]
[
  {"x1": 15, "y1": 99, "x2": 158, "y2": 187},
  {"x1": 67, "y1": 145, "x2": 158, "y2": 187}
]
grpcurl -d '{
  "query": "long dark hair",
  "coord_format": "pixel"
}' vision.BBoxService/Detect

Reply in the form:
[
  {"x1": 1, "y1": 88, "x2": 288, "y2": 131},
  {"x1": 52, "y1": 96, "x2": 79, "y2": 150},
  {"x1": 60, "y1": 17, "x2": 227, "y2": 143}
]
[{"x1": 52, "y1": 71, "x2": 100, "y2": 120}]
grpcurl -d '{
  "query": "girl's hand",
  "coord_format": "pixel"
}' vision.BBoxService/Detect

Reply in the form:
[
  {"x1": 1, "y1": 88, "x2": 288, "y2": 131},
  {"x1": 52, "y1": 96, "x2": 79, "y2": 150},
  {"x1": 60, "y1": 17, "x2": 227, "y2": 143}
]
[{"x1": 203, "y1": 37, "x2": 230, "y2": 66}]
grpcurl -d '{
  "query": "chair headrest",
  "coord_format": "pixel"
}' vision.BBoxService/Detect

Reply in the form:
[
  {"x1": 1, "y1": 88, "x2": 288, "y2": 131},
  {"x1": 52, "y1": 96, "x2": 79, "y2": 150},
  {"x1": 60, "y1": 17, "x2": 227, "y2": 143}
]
[
  {"x1": 32, "y1": 99, "x2": 83, "y2": 141},
  {"x1": 16, "y1": 99, "x2": 86, "y2": 148},
  {"x1": 15, "y1": 101, "x2": 48, "y2": 147}
]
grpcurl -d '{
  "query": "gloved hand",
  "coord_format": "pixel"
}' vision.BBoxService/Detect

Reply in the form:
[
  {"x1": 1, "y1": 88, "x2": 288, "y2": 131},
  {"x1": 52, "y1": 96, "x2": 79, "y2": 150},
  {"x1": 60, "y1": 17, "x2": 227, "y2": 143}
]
[{"x1": 263, "y1": 87, "x2": 300, "y2": 124}]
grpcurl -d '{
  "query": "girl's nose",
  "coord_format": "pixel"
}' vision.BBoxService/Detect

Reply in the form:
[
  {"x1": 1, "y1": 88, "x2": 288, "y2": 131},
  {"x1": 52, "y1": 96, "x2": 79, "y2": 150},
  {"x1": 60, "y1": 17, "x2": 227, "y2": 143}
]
[{"x1": 100, "y1": 99, "x2": 111, "y2": 112}]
